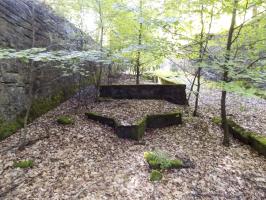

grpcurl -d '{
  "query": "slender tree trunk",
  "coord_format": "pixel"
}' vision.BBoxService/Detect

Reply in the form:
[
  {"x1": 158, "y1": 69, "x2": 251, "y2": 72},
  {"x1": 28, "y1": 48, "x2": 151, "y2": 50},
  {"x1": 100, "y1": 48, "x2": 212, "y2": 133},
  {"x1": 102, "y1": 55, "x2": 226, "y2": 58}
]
[
  {"x1": 221, "y1": 0, "x2": 238, "y2": 146},
  {"x1": 221, "y1": 76, "x2": 230, "y2": 146},
  {"x1": 187, "y1": 70, "x2": 198, "y2": 101},
  {"x1": 193, "y1": 67, "x2": 201, "y2": 116},
  {"x1": 19, "y1": 4, "x2": 36, "y2": 150},
  {"x1": 192, "y1": 4, "x2": 214, "y2": 116},
  {"x1": 136, "y1": 0, "x2": 143, "y2": 85},
  {"x1": 95, "y1": 0, "x2": 104, "y2": 100},
  {"x1": 193, "y1": 5, "x2": 204, "y2": 116}
]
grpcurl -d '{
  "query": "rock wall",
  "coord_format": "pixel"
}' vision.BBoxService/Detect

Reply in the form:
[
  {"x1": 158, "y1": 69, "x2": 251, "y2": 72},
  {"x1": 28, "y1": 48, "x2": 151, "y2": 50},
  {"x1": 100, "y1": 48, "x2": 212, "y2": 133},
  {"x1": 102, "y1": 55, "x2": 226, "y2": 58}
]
[
  {"x1": 0, "y1": 0, "x2": 100, "y2": 121},
  {"x1": 0, "y1": 0, "x2": 98, "y2": 50}
]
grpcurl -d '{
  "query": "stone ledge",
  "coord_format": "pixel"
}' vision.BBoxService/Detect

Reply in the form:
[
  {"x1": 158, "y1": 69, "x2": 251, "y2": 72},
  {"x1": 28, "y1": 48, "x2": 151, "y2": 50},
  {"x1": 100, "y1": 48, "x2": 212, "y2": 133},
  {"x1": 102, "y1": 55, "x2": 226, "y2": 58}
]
[
  {"x1": 212, "y1": 117, "x2": 266, "y2": 156},
  {"x1": 100, "y1": 85, "x2": 188, "y2": 105},
  {"x1": 85, "y1": 111, "x2": 182, "y2": 140},
  {"x1": 227, "y1": 119, "x2": 266, "y2": 156}
]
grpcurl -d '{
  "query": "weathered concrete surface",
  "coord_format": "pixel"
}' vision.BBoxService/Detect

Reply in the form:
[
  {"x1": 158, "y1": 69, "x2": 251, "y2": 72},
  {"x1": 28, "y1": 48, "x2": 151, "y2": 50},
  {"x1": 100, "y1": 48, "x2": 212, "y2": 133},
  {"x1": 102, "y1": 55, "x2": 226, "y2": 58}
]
[
  {"x1": 0, "y1": 0, "x2": 100, "y2": 121},
  {"x1": 100, "y1": 85, "x2": 188, "y2": 105}
]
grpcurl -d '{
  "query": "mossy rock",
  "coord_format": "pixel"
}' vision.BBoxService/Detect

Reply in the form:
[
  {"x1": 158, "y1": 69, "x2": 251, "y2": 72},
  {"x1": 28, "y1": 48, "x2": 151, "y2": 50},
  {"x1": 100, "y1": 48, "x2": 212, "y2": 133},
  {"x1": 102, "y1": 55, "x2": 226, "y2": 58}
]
[
  {"x1": 249, "y1": 134, "x2": 266, "y2": 156},
  {"x1": 219, "y1": 118, "x2": 266, "y2": 157},
  {"x1": 13, "y1": 160, "x2": 34, "y2": 169},
  {"x1": 150, "y1": 170, "x2": 162, "y2": 182},
  {"x1": 144, "y1": 151, "x2": 183, "y2": 170},
  {"x1": 170, "y1": 159, "x2": 183, "y2": 169},
  {"x1": 57, "y1": 115, "x2": 74, "y2": 125}
]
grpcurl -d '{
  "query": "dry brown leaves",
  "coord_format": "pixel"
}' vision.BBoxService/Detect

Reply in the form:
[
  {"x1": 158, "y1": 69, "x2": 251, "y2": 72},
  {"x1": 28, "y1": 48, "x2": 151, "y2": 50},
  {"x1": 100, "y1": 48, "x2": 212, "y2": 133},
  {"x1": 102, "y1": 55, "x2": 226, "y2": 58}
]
[
  {"x1": 89, "y1": 99, "x2": 182, "y2": 125},
  {"x1": 0, "y1": 76, "x2": 265, "y2": 199}
]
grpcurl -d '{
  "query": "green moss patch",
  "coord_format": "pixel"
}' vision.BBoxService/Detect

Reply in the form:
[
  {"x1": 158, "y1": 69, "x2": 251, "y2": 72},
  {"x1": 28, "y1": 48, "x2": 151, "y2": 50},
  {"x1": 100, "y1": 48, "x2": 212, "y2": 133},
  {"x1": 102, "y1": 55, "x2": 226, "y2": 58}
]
[
  {"x1": 0, "y1": 118, "x2": 24, "y2": 141},
  {"x1": 0, "y1": 87, "x2": 79, "y2": 141},
  {"x1": 150, "y1": 170, "x2": 163, "y2": 182},
  {"x1": 57, "y1": 115, "x2": 74, "y2": 125},
  {"x1": 13, "y1": 160, "x2": 34, "y2": 169},
  {"x1": 85, "y1": 111, "x2": 182, "y2": 140},
  {"x1": 212, "y1": 117, "x2": 222, "y2": 125},
  {"x1": 144, "y1": 151, "x2": 183, "y2": 170},
  {"x1": 145, "y1": 151, "x2": 185, "y2": 182}
]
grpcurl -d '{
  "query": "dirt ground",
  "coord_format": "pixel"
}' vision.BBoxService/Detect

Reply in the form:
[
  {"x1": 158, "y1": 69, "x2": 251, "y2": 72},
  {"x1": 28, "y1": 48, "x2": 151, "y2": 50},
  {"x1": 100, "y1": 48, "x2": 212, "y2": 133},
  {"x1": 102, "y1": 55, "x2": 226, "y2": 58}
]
[{"x1": 0, "y1": 76, "x2": 265, "y2": 199}]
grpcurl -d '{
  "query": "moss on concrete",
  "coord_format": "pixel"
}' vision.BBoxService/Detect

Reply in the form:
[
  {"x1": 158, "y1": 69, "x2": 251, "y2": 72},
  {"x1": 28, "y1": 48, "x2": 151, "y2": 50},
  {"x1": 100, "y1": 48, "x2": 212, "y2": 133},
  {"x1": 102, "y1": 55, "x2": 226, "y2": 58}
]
[
  {"x1": 249, "y1": 133, "x2": 266, "y2": 156},
  {"x1": 86, "y1": 111, "x2": 182, "y2": 140},
  {"x1": 213, "y1": 117, "x2": 266, "y2": 156},
  {"x1": 147, "y1": 112, "x2": 182, "y2": 128},
  {"x1": 135, "y1": 117, "x2": 147, "y2": 140}
]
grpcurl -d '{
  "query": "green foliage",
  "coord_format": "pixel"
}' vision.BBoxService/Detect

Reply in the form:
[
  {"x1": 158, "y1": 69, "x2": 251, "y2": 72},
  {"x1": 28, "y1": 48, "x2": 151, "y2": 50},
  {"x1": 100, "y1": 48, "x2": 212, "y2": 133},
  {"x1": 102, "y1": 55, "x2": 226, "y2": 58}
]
[
  {"x1": 170, "y1": 159, "x2": 183, "y2": 168},
  {"x1": 150, "y1": 170, "x2": 162, "y2": 182},
  {"x1": 144, "y1": 151, "x2": 183, "y2": 170},
  {"x1": 212, "y1": 117, "x2": 221, "y2": 125},
  {"x1": 0, "y1": 89, "x2": 75, "y2": 141},
  {"x1": 13, "y1": 160, "x2": 34, "y2": 169},
  {"x1": 29, "y1": 93, "x2": 65, "y2": 122},
  {"x1": 57, "y1": 115, "x2": 74, "y2": 125},
  {"x1": 0, "y1": 119, "x2": 23, "y2": 141}
]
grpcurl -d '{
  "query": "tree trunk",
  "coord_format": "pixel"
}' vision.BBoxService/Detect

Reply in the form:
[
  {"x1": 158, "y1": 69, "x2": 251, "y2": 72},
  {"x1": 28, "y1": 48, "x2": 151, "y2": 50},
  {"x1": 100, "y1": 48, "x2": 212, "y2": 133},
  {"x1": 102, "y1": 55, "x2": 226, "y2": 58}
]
[
  {"x1": 19, "y1": 4, "x2": 36, "y2": 150},
  {"x1": 193, "y1": 67, "x2": 201, "y2": 116},
  {"x1": 187, "y1": 70, "x2": 198, "y2": 101},
  {"x1": 136, "y1": 0, "x2": 143, "y2": 85},
  {"x1": 221, "y1": 84, "x2": 230, "y2": 146},
  {"x1": 193, "y1": 4, "x2": 204, "y2": 116},
  {"x1": 221, "y1": 0, "x2": 238, "y2": 146},
  {"x1": 95, "y1": 0, "x2": 103, "y2": 100}
]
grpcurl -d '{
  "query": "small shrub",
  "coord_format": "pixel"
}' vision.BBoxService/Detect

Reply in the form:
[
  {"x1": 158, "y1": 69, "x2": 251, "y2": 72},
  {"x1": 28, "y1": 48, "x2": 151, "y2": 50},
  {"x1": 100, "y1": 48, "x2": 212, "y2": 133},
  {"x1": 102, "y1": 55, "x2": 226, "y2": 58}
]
[
  {"x1": 150, "y1": 170, "x2": 162, "y2": 182},
  {"x1": 13, "y1": 160, "x2": 34, "y2": 169},
  {"x1": 144, "y1": 151, "x2": 183, "y2": 170},
  {"x1": 57, "y1": 115, "x2": 74, "y2": 125},
  {"x1": 148, "y1": 160, "x2": 161, "y2": 169},
  {"x1": 212, "y1": 117, "x2": 221, "y2": 125}
]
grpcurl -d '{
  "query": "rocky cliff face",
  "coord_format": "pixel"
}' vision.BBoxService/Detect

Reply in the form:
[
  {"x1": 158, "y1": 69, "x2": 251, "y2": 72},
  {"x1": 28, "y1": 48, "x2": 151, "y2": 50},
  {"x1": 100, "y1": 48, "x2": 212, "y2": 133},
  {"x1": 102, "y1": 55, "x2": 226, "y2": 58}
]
[
  {"x1": 0, "y1": 0, "x2": 100, "y2": 121},
  {"x1": 0, "y1": 0, "x2": 97, "y2": 50}
]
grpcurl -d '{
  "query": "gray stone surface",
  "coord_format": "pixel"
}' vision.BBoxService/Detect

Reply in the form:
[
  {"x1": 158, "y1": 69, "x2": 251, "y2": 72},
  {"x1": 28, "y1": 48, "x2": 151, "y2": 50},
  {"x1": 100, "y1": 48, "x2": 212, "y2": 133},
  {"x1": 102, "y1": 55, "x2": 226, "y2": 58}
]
[
  {"x1": 0, "y1": 0, "x2": 98, "y2": 50},
  {"x1": 0, "y1": 0, "x2": 101, "y2": 121}
]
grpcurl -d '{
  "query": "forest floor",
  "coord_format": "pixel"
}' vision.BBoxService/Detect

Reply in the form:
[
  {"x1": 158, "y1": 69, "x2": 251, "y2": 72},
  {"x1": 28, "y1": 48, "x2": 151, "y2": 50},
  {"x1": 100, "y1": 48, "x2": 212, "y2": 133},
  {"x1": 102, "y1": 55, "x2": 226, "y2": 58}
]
[{"x1": 0, "y1": 75, "x2": 265, "y2": 199}]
